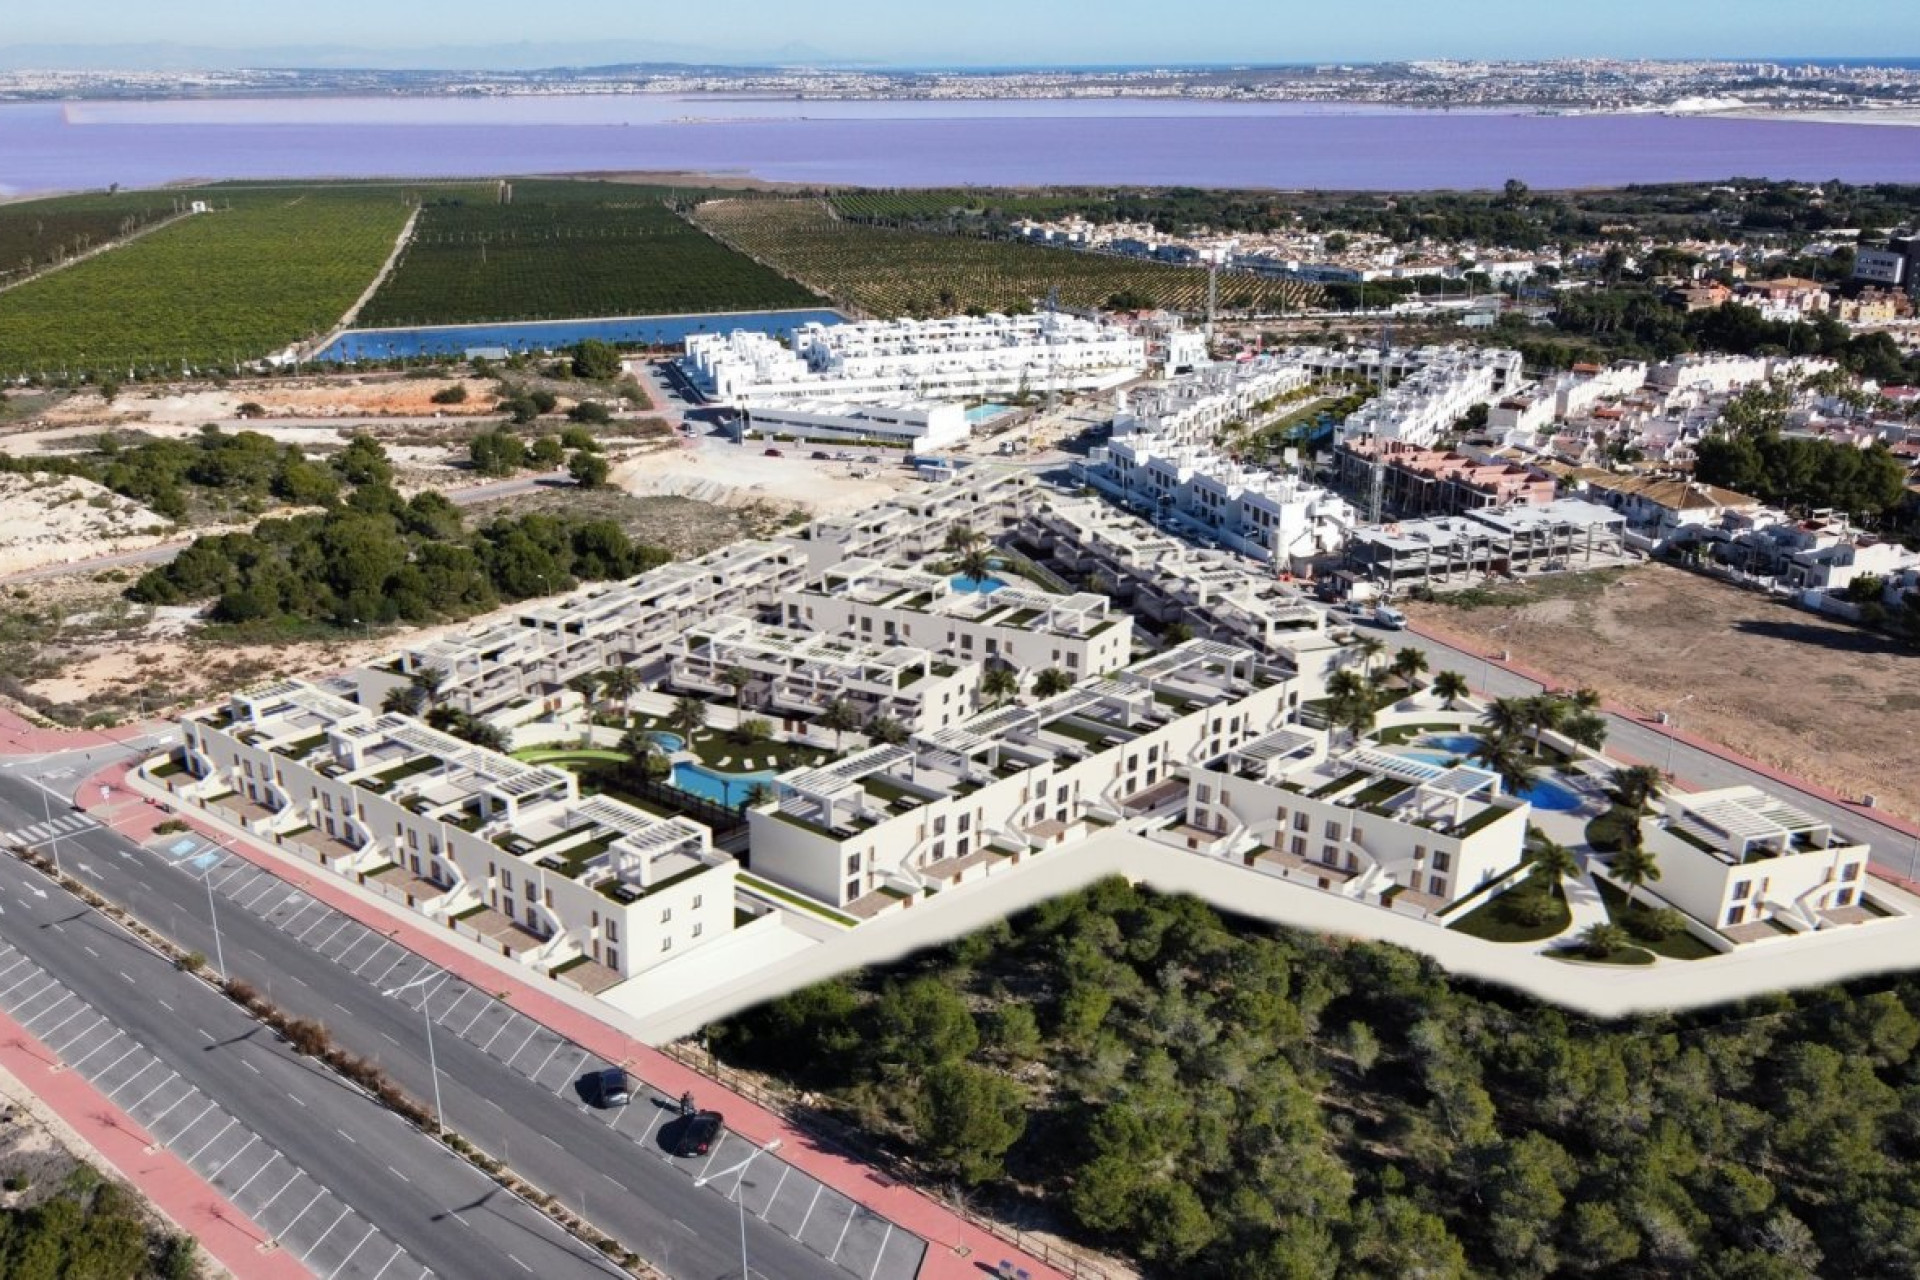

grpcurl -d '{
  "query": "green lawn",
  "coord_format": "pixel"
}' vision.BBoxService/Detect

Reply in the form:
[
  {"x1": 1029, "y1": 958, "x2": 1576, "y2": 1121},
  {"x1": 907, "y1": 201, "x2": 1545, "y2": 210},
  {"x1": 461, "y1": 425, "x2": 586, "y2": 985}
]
[
  {"x1": 1585, "y1": 805, "x2": 1642, "y2": 853},
  {"x1": 511, "y1": 747, "x2": 630, "y2": 765},
  {"x1": 1448, "y1": 880, "x2": 1570, "y2": 943},
  {"x1": 1593, "y1": 878, "x2": 1719, "y2": 961},
  {"x1": 1551, "y1": 944, "x2": 1658, "y2": 966}
]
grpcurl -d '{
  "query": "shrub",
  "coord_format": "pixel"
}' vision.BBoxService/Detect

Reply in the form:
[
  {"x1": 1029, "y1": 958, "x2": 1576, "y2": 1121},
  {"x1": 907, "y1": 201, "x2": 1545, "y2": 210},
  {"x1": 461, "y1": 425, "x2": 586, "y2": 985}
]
[
  {"x1": 430, "y1": 384, "x2": 469, "y2": 405},
  {"x1": 176, "y1": 951, "x2": 205, "y2": 973},
  {"x1": 283, "y1": 1018, "x2": 330, "y2": 1057},
  {"x1": 154, "y1": 818, "x2": 188, "y2": 835}
]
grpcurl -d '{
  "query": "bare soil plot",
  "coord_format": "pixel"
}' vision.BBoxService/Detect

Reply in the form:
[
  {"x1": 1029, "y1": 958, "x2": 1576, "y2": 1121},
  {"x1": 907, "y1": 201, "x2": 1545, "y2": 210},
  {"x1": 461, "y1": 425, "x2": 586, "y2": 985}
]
[{"x1": 1406, "y1": 562, "x2": 1920, "y2": 821}]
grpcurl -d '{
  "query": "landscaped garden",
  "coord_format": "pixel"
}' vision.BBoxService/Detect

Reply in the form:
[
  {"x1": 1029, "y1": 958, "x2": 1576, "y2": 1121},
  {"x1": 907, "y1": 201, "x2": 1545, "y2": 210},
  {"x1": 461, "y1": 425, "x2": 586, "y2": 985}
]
[{"x1": 1447, "y1": 875, "x2": 1571, "y2": 943}]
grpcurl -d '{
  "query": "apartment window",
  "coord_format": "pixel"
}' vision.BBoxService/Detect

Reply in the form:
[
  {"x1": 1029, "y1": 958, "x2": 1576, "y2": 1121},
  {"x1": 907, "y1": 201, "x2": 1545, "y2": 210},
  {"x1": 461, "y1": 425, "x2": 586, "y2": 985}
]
[
  {"x1": 1414, "y1": 844, "x2": 1427, "y2": 862},
  {"x1": 1291, "y1": 836, "x2": 1307, "y2": 856},
  {"x1": 1293, "y1": 813, "x2": 1309, "y2": 832},
  {"x1": 692, "y1": 895, "x2": 703, "y2": 910},
  {"x1": 661, "y1": 907, "x2": 672, "y2": 923},
  {"x1": 846, "y1": 853, "x2": 861, "y2": 875},
  {"x1": 545, "y1": 888, "x2": 554, "y2": 908},
  {"x1": 1427, "y1": 875, "x2": 1447, "y2": 897},
  {"x1": 322, "y1": 794, "x2": 333, "y2": 812},
  {"x1": 410, "y1": 855, "x2": 422, "y2": 874},
  {"x1": 1731, "y1": 879, "x2": 1751, "y2": 901},
  {"x1": 958, "y1": 813, "x2": 971, "y2": 832},
  {"x1": 661, "y1": 937, "x2": 672, "y2": 952},
  {"x1": 1726, "y1": 905, "x2": 1747, "y2": 926},
  {"x1": 1843, "y1": 862, "x2": 1862, "y2": 882},
  {"x1": 606, "y1": 947, "x2": 619, "y2": 970},
  {"x1": 1432, "y1": 851, "x2": 1452, "y2": 873},
  {"x1": 606, "y1": 921, "x2": 619, "y2": 942},
  {"x1": 1324, "y1": 820, "x2": 1341, "y2": 839},
  {"x1": 1350, "y1": 826, "x2": 1363, "y2": 844},
  {"x1": 1274, "y1": 806, "x2": 1288, "y2": 824},
  {"x1": 693, "y1": 923, "x2": 704, "y2": 939},
  {"x1": 846, "y1": 878, "x2": 861, "y2": 900},
  {"x1": 1322, "y1": 844, "x2": 1339, "y2": 864},
  {"x1": 407, "y1": 829, "x2": 419, "y2": 850},
  {"x1": 933, "y1": 816, "x2": 947, "y2": 835},
  {"x1": 501, "y1": 870, "x2": 513, "y2": 893}
]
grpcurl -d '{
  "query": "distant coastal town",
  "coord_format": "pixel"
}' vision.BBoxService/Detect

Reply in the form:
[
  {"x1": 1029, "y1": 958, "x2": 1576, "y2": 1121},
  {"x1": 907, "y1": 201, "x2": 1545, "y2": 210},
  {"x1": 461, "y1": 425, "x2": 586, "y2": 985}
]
[{"x1": 6, "y1": 57, "x2": 1920, "y2": 122}]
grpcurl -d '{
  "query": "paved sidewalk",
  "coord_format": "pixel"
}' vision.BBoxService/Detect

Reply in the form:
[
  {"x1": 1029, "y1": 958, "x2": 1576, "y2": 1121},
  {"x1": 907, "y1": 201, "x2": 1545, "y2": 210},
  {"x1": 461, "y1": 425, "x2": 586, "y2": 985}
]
[
  {"x1": 0, "y1": 705, "x2": 168, "y2": 757},
  {"x1": 86, "y1": 759, "x2": 1065, "y2": 1280},
  {"x1": 0, "y1": 1005, "x2": 307, "y2": 1280}
]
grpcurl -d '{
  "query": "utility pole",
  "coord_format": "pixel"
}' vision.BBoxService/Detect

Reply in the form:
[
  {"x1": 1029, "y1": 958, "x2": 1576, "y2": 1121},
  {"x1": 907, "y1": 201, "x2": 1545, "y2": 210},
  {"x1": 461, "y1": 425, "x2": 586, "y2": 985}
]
[{"x1": 384, "y1": 972, "x2": 446, "y2": 1136}]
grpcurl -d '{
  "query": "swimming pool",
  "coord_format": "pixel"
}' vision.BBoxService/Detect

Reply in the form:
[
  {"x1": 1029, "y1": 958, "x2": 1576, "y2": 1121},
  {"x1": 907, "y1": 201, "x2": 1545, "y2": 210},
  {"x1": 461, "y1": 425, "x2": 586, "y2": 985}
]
[
  {"x1": 1392, "y1": 747, "x2": 1584, "y2": 812},
  {"x1": 1418, "y1": 733, "x2": 1483, "y2": 755},
  {"x1": 965, "y1": 403, "x2": 1015, "y2": 424},
  {"x1": 646, "y1": 731, "x2": 686, "y2": 754},
  {"x1": 950, "y1": 574, "x2": 1007, "y2": 594},
  {"x1": 670, "y1": 762, "x2": 775, "y2": 807}
]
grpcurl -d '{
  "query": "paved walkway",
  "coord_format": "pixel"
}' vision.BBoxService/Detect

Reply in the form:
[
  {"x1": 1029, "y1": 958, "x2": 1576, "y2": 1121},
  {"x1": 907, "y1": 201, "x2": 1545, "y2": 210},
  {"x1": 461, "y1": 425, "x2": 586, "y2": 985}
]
[
  {"x1": 88, "y1": 759, "x2": 1065, "y2": 1280},
  {"x1": 0, "y1": 1000, "x2": 307, "y2": 1280}
]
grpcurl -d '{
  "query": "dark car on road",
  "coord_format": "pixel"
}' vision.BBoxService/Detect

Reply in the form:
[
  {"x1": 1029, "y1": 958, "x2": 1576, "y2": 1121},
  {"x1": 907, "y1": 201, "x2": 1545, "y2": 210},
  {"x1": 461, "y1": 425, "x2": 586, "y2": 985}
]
[
  {"x1": 672, "y1": 1110, "x2": 725, "y2": 1157},
  {"x1": 580, "y1": 1067, "x2": 632, "y2": 1108},
  {"x1": 763, "y1": 447, "x2": 783, "y2": 457}
]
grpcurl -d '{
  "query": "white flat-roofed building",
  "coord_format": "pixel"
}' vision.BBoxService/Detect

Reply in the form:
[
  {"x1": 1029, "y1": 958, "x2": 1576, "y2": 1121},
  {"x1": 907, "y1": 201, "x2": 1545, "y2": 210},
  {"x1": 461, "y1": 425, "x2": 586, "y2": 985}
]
[
  {"x1": 1338, "y1": 347, "x2": 1527, "y2": 449},
  {"x1": 739, "y1": 399, "x2": 969, "y2": 451},
  {"x1": 1177, "y1": 726, "x2": 1529, "y2": 915},
  {"x1": 745, "y1": 639, "x2": 1297, "y2": 910},
  {"x1": 1344, "y1": 498, "x2": 1626, "y2": 587},
  {"x1": 784, "y1": 558, "x2": 1134, "y2": 681},
  {"x1": 667, "y1": 613, "x2": 982, "y2": 733},
  {"x1": 1650, "y1": 786, "x2": 1875, "y2": 935},
  {"x1": 175, "y1": 684, "x2": 741, "y2": 987},
  {"x1": 1112, "y1": 354, "x2": 1316, "y2": 448},
  {"x1": 682, "y1": 312, "x2": 1147, "y2": 405}
]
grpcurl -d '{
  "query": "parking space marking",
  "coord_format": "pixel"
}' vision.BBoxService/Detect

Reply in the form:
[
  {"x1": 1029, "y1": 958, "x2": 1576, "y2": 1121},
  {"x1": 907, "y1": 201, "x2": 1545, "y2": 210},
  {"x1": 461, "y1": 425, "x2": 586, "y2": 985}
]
[
  {"x1": 185, "y1": 1117, "x2": 239, "y2": 1164},
  {"x1": 458, "y1": 1001, "x2": 492, "y2": 1037},
  {"x1": 299, "y1": 1208, "x2": 353, "y2": 1262},
  {"x1": 89, "y1": 1044, "x2": 142, "y2": 1083},
  {"x1": 328, "y1": 1225, "x2": 378, "y2": 1280},
  {"x1": 761, "y1": 1164, "x2": 789, "y2": 1221},
  {"x1": 554, "y1": 1050, "x2": 589, "y2": 1095},
  {"x1": 247, "y1": 1171, "x2": 303, "y2": 1223},
  {"x1": 311, "y1": 920, "x2": 352, "y2": 954},
  {"x1": 829, "y1": 1202, "x2": 857, "y2": 1263},
  {"x1": 69, "y1": 1027, "x2": 126, "y2": 1069},
  {"x1": 502, "y1": 1025, "x2": 538, "y2": 1067},
  {"x1": 38, "y1": 1007, "x2": 95, "y2": 1047},
  {"x1": 122, "y1": 1070, "x2": 179, "y2": 1112},
  {"x1": 353, "y1": 943, "x2": 394, "y2": 977},
  {"x1": 274, "y1": 1188, "x2": 329, "y2": 1239},
  {"x1": 158, "y1": 1099, "x2": 217, "y2": 1145}
]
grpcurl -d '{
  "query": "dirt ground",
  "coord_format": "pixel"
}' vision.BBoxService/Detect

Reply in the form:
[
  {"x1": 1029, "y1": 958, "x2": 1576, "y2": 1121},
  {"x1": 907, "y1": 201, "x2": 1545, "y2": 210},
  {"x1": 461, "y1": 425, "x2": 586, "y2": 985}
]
[
  {"x1": 1406, "y1": 562, "x2": 1920, "y2": 821},
  {"x1": 0, "y1": 473, "x2": 174, "y2": 576},
  {"x1": 32, "y1": 375, "x2": 505, "y2": 427}
]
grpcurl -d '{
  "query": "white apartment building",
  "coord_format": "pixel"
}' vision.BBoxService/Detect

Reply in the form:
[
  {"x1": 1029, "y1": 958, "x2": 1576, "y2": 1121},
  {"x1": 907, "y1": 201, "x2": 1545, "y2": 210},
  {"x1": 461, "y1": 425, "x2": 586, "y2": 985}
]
[
  {"x1": 172, "y1": 682, "x2": 741, "y2": 987},
  {"x1": 1110, "y1": 354, "x2": 1317, "y2": 448},
  {"x1": 737, "y1": 399, "x2": 970, "y2": 451},
  {"x1": 1650, "y1": 786, "x2": 1875, "y2": 933},
  {"x1": 745, "y1": 639, "x2": 1298, "y2": 910},
  {"x1": 1086, "y1": 436, "x2": 1357, "y2": 567},
  {"x1": 1647, "y1": 353, "x2": 1835, "y2": 394},
  {"x1": 783, "y1": 559, "x2": 1135, "y2": 681},
  {"x1": 1177, "y1": 726, "x2": 1528, "y2": 914},
  {"x1": 682, "y1": 312, "x2": 1147, "y2": 405},
  {"x1": 667, "y1": 613, "x2": 982, "y2": 734},
  {"x1": 1338, "y1": 347, "x2": 1527, "y2": 449}
]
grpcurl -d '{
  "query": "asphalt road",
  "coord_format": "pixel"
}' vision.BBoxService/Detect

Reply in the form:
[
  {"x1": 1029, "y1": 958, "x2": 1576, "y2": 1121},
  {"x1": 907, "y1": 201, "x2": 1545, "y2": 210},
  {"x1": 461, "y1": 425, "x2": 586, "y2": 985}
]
[
  {"x1": 0, "y1": 794, "x2": 620, "y2": 1280},
  {"x1": 0, "y1": 767, "x2": 894, "y2": 1280},
  {"x1": 0, "y1": 473, "x2": 569, "y2": 585},
  {"x1": 1373, "y1": 621, "x2": 1920, "y2": 880}
]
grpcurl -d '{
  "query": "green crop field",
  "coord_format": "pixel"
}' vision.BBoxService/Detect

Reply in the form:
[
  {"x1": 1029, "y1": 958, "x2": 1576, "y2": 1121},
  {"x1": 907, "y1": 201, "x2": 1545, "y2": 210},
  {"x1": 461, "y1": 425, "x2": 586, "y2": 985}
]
[
  {"x1": 694, "y1": 197, "x2": 1320, "y2": 317},
  {"x1": 356, "y1": 188, "x2": 824, "y2": 327},
  {"x1": 0, "y1": 186, "x2": 438, "y2": 378},
  {"x1": 0, "y1": 190, "x2": 187, "y2": 288}
]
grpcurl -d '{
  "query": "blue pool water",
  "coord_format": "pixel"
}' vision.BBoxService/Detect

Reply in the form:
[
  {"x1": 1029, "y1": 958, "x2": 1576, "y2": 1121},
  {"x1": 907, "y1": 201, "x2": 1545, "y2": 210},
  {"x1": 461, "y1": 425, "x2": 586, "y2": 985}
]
[
  {"x1": 1419, "y1": 733, "x2": 1483, "y2": 755},
  {"x1": 671, "y1": 762, "x2": 775, "y2": 806},
  {"x1": 1392, "y1": 747, "x2": 1584, "y2": 812},
  {"x1": 950, "y1": 574, "x2": 1007, "y2": 594},
  {"x1": 314, "y1": 308, "x2": 846, "y2": 362},
  {"x1": 646, "y1": 732, "x2": 686, "y2": 754},
  {"x1": 965, "y1": 403, "x2": 1015, "y2": 424}
]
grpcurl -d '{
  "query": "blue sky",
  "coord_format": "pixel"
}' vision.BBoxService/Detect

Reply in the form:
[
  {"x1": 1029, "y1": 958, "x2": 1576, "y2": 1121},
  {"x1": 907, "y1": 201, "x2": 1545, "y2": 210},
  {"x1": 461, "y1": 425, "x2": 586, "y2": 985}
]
[{"x1": 7, "y1": 0, "x2": 1916, "y2": 65}]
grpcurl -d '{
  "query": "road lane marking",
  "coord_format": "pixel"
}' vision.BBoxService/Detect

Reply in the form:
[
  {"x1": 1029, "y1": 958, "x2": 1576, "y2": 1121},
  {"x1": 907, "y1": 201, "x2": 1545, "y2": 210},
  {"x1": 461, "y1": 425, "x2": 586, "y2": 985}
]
[
  {"x1": 242, "y1": 1060, "x2": 261, "y2": 1075},
  {"x1": 385, "y1": 1165, "x2": 410, "y2": 1184},
  {"x1": 508, "y1": 1254, "x2": 533, "y2": 1272},
  {"x1": 335, "y1": 1127, "x2": 357, "y2": 1146},
  {"x1": 156, "y1": 999, "x2": 174, "y2": 1013}
]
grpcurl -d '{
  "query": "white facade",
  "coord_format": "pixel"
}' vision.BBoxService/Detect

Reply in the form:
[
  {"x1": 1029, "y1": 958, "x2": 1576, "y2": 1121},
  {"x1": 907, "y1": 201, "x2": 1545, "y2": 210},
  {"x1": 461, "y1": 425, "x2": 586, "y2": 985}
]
[
  {"x1": 1651, "y1": 787, "x2": 1874, "y2": 933},
  {"x1": 1111, "y1": 353, "x2": 1316, "y2": 448},
  {"x1": 1338, "y1": 347, "x2": 1527, "y2": 449},
  {"x1": 683, "y1": 313, "x2": 1147, "y2": 405},
  {"x1": 739, "y1": 399, "x2": 969, "y2": 451}
]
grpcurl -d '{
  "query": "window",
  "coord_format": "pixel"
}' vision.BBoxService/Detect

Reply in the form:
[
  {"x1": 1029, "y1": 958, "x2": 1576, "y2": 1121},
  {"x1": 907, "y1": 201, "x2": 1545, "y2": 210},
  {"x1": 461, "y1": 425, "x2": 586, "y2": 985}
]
[
  {"x1": 692, "y1": 895, "x2": 702, "y2": 910},
  {"x1": 1322, "y1": 845, "x2": 1339, "y2": 863},
  {"x1": 1414, "y1": 844, "x2": 1427, "y2": 862},
  {"x1": 407, "y1": 830, "x2": 418, "y2": 849},
  {"x1": 662, "y1": 937, "x2": 672, "y2": 951},
  {"x1": 1293, "y1": 813, "x2": 1309, "y2": 832},
  {"x1": 1324, "y1": 820, "x2": 1341, "y2": 839},
  {"x1": 846, "y1": 878, "x2": 861, "y2": 900},
  {"x1": 1834, "y1": 889, "x2": 1854, "y2": 907},
  {"x1": 1726, "y1": 905, "x2": 1747, "y2": 926},
  {"x1": 1350, "y1": 826, "x2": 1364, "y2": 844},
  {"x1": 693, "y1": 922, "x2": 703, "y2": 938},
  {"x1": 606, "y1": 921, "x2": 619, "y2": 942},
  {"x1": 1428, "y1": 875, "x2": 1447, "y2": 897},
  {"x1": 1843, "y1": 862, "x2": 1862, "y2": 882},
  {"x1": 500, "y1": 870, "x2": 513, "y2": 893},
  {"x1": 606, "y1": 947, "x2": 618, "y2": 970},
  {"x1": 1275, "y1": 806, "x2": 1288, "y2": 824},
  {"x1": 660, "y1": 907, "x2": 672, "y2": 924},
  {"x1": 1731, "y1": 879, "x2": 1751, "y2": 901},
  {"x1": 846, "y1": 852, "x2": 861, "y2": 874},
  {"x1": 1432, "y1": 851, "x2": 1451, "y2": 873},
  {"x1": 1291, "y1": 836, "x2": 1306, "y2": 856}
]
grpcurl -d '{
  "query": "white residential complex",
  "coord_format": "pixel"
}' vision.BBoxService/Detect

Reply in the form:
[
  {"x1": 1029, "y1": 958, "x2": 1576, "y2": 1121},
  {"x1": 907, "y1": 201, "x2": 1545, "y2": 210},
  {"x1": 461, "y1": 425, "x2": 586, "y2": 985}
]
[
  {"x1": 1651, "y1": 787, "x2": 1874, "y2": 935},
  {"x1": 680, "y1": 312, "x2": 1148, "y2": 405},
  {"x1": 1110, "y1": 352, "x2": 1316, "y2": 448},
  {"x1": 736, "y1": 399, "x2": 969, "y2": 451},
  {"x1": 1336, "y1": 346, "x2": 1526, "y2": 448}
]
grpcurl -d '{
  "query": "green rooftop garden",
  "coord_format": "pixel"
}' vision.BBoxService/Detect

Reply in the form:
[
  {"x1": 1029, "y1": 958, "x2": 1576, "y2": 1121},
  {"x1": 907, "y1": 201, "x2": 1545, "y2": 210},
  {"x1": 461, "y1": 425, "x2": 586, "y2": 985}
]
[
  {"x1": 1454, "y1": 803, "x2": 1516, "y2": 838},
  {"x1": 1353, "y1": 776, "x2": 1414, "y2": 808},
  {"x1": 1309, "y1": 769, "x2": 1368, "y2": 799}
]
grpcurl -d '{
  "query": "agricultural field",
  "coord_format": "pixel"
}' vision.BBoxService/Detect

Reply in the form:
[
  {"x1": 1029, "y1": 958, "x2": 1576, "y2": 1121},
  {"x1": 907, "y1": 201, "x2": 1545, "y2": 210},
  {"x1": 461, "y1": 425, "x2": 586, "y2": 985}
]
[
  {"x1": 0, "y1": 185, "x2": 440, "y2": 378},
  {"x1": 0, "y1": 190, "x2": 183, "y2": 288},
  {"x1": 357, "y1": 191, "x2": 823, "y2": 327},
  {"x1": 694, "y1": 197, "x2": 1320, "y2": 317}
]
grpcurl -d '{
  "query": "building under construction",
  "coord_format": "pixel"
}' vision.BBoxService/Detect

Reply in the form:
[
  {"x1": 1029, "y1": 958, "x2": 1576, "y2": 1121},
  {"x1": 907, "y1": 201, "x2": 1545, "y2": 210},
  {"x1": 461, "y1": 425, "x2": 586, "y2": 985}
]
[{"x1": 1343, "y1": 499, "x2": 1626, "y2": 589}]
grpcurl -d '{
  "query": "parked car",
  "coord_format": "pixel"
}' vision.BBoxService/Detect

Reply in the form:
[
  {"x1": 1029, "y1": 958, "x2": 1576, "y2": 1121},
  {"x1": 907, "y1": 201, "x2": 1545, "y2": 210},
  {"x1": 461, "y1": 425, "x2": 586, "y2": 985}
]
[
  {"x1": 810, "y1": 451, "x2": 831, "y2": 460},
  {"x1": 581, "y1": 1067, "x2": 632, "y2": 1108},
  {"x1": 673, "y1": 1110, "x2": 725, "y2": 1157},
  {"x1": 860, "y1": 455, "x2": 881, "y2": 464},
  {"x1": 1371, "y1": 605, "x2": 1408, "y2": 630},
  {"x1": 763, "y1": 448, "x2": 783, "y2": 457}
]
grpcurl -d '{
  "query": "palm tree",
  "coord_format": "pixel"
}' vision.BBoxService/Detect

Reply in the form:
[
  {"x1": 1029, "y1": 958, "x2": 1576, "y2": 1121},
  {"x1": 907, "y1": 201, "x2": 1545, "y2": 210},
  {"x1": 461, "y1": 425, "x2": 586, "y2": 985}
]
[
  {"x1": 980, "y1": 666, "x2": 1019, "y2": 707},
  {"x1": 1561, "y1": 709, "x2": 1608, "y2": 751},
  {"x1": 1473, "y1": 733, "x2": 1536, "y2": 797},
  {"x1": 1033, "y1": 667, "x2": 1073, "y2": 698},
  {"x1": 1528, "y1": 835, "x2": 1580, "y2": 885},
  {"x1": 1569, "y1": 687, "x2": 1602, "y2": 712},
  {"x1": 1325, "y1": 669, "x2": 1377, "y2": 741},
  {"x1": 407, "y1": 667, "x2": 446, "y2": 709},
  {"x1": 668, "y1": 694, "x2": 707, "y2": 740},
  {"x1": 819, "y1": 697, "x2": 862, "y2": 749},
  {"x1": 1523, "y1": 694, "x2": 1569, "y2": 748},
  {"x1": 865, "y1": 713, "x2": 908, "y2": 746},
  {"x1": 1390, "y1": 646, "x2": 1429, "y2": 692},
  {"x1": 1479, "y1": 696, "x2": 1531, "y2": 745},
  {"x1": 381, "y1": 683, "x2": 427, "y2": 716},
  {"x1": 734, "y1": 716, "x2": 771, "y2": 746},
  {"x1": 720, "y1": 664, "x2": 752, "y2": 710},
  {"x1": 1609, "y1": 841, "x2": 1662, "y2": 906},
  {"x1": 943, "y1": 522, "x2": 983, "y2": 554},
  {"x1": 957, "y1": 546, "x2": 994, "y2": 587},
  {"x1": 1349, "y1": 635, "x2": 1387, "y2": 678},
  {"x1": 1578, "y1": 921, "x2": 1627, "y2": 958},
  {"x1": 1607, "y1": 764, "x2": 1664, "y2": 814},
  {"x1": 1431, "y1": 670, "x2": 1469, "y2": 710},
  {"x1": 742, "y1": 781, "x2": 777, "y2": 810},
  {"x1": 566, "y1": 671, "x2": 605, "y2": 718},
  {"x1": 599, "y1": 666, "x2": 642, "y2": 717}
]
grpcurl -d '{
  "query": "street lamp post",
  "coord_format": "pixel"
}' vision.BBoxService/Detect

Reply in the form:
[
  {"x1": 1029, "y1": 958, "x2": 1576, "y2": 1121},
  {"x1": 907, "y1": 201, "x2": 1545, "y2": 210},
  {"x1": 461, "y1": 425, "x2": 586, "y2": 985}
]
[
  {"x1": 1663, "y1": 694, "x2": 1696, "y2": 779},
  {"x1": 383, "y1": 972, "x2": 446, "y2": 1136},
  {"x1": 695, "y1": 1136, "x2": 783, "y2": 1280},
  {"x1": 38, "y1": 785, "x2": 64, "y2": 878},
  {"x1": 204, "y1": 864, "x2": 228, "y2": 983}
]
